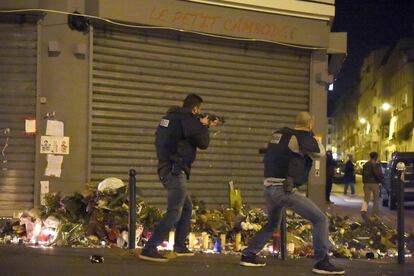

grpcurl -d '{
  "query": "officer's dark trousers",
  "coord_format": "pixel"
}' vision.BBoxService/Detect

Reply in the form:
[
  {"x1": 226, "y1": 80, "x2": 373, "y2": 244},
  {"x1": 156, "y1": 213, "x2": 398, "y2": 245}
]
[{"x1": 144, "y1": 171, "x2": 192, "y2": 251}]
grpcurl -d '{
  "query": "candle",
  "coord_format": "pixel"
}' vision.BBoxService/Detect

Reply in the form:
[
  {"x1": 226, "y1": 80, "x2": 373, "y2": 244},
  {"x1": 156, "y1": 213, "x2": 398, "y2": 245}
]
[
  {"x1": 235, "y1": 233, "x2": 242, "y2": 251},
  {"x1": 220, "y1": 234, "x2": 226, "y2": 250},
  {"x1": 214, "y1": 238, "x2": 221, "y2": 253},
  {"x1": 272, "y1": 232, "x2": 280, "y2": 254},
  {"x1": 188, "y1": 232, "x2": 195, "y2": 249},
  {"x1": 287, "y1": 242, "x2": 295, "y2": 256},
  {"x1": 202, "y1": 232, "x2": 209, "y2": 250},
  {"x1": 168, "y1": 231, "x2": 175, "y2": 249}
]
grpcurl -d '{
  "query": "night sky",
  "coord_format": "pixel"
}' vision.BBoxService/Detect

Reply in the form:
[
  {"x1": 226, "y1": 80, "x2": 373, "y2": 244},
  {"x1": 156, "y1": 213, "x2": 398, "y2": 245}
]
[{"x1": 329, "y1": 0, "x2": 414, "y2": 114}]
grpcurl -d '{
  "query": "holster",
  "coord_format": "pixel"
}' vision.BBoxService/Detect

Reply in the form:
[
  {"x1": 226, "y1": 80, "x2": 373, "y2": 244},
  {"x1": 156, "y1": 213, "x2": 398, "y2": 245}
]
[
  {"x1": 283, "y1": 177, "x2": 295, "y2": 193},
  {"x1": 171, "y1": 163, "x2": 183, "y2": 176},
  {"x1": 157, "y1": 163, "x2": 171, "y2": 182}
]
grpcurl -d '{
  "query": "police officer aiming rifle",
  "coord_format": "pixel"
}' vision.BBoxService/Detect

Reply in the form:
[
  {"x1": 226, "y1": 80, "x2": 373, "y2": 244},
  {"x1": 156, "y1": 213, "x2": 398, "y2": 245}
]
[
  {"x1": 139, "y1": 93, "x2": 218, "y2": 262},
  {"x1": 240, "y1": 112, "x2": 345, "y2": 275},
  {"x1": 196, "y1": 113, "x2": 225, "y2": 125}
]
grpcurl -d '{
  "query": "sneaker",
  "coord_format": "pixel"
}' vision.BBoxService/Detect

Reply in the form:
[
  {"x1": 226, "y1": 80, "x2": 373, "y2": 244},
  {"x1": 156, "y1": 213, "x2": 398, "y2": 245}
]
[
  {"x1": 139, "y1": 248, "x2": 169, "y2": 263},
  {"x1": 240, "y1": 254, "x2": 266, "y2": 267},
  {"x1": 312, "y1": 255, "x2": 345, "y2": 274},
  {"x1": 174, "y1": 247, "x2": 195, "y2": 257}
]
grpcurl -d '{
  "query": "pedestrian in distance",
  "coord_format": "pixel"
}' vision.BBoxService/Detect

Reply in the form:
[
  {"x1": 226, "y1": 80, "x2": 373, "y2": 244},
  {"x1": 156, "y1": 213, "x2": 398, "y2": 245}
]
[
  {"x1": 361, "y1": 151, "x2": 384, "y2": 220},
  {"x1": 239, "y1": 112, "x2": 345, "y2": 275},
  {"x1": 139, "y1": 94, "x2": 217, "y2": 262},
  {"x1": 344, "y1": 154, "x2": 356, "y2": 196},
  {"x1": 325, "y1": 150, "x2": 337, "y2": 204}
]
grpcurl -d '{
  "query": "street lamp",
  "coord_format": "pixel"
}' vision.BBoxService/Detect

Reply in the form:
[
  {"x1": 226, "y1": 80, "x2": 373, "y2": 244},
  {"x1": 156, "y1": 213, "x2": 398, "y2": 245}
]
[
  {"x1": 359, "y1": 117, "x2": 367, "y2": 124},
  {"x1": 381, "y1": 102, "x2": 391, "y2": 111}
]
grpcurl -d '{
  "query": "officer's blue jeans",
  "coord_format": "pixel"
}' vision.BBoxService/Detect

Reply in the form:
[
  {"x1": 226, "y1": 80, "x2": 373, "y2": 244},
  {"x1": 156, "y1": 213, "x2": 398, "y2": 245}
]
[
  {"x1": 145, "y1": 172, "x2": 192, "y2": 251},
  {"x1": 242, "y1": 185, "x2": 332, "y2": 260}
]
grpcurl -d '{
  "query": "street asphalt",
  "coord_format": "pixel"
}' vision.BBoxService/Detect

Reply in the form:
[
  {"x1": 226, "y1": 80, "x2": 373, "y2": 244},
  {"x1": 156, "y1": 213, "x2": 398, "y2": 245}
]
[
  {"x1": 330, "y1": 176, "x2": 414, "y2": 233},
  {"x1": 1, "y1": 176, "x2": 413, "y2": 275},
  {"x1": 0, "y1": 245, "x2": 413, "y2": 276}
]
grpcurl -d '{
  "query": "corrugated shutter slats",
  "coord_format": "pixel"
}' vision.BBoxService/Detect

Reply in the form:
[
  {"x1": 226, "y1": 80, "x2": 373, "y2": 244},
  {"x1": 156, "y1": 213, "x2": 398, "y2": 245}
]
[
  {"x1": 0, "y1": 23, "x2": 37, "y2": 216},
  {"x1": 92, "y1": 27, "x2": 309, "y2": 207}
]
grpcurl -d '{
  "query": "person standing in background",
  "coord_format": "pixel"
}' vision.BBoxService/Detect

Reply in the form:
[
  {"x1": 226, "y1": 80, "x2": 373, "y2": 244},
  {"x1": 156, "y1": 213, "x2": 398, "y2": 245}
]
[
  {"x1": 361, "y1": 151, "x2": 384, "y2": 220},
  {"x1": 343, "y1": 154, "x2": 356, "y2": 196},
  {"x1": 325, "y1": 150, "x2": 337, "y2": 204}
]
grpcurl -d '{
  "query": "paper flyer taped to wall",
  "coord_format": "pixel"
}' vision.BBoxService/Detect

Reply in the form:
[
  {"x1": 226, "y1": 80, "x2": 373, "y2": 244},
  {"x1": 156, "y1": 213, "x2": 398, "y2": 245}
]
[
  {"x1": 45, "y1": 154, "x2": 63, "y2": 177},
  {"x1": 40, "y1": 181, "x2": 49, "y2": 194},
  {"x1": 40, "y1": 194, "x2": 46, "y2": 205},
  {"x1": 25, "y1": 119, "x2": 36, "y2": 133},
  {"x1": 40, "y1": 136, "x2": 69, "y2": 155},
  {"x1": 46, "y1": 120, "x2": 64, "y2": 137}
]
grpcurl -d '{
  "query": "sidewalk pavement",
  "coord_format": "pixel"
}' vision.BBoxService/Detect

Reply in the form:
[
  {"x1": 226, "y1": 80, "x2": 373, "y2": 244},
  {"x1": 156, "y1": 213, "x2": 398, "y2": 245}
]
[
  {"x1": 332, "y1": 175, "x2": 364, "y2": 197},
  {"x1": 327, "y1": 191, "x2": 414, "y2": 233},
  {"x1": 0, "y1": 245, "x2": 413, "y2": 276}
]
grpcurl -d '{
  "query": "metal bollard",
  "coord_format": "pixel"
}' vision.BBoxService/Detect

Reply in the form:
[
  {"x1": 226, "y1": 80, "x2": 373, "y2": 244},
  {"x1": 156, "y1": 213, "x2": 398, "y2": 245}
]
[
  {"x1": 396, "y1": 162, "x2": 405, "y2": 264},
  {"x1": 128, "y1": 169, "x2": 137, "y2": 249},
  {"x1": 280, "y1": 207, "x2": 287, "y2": 260}
]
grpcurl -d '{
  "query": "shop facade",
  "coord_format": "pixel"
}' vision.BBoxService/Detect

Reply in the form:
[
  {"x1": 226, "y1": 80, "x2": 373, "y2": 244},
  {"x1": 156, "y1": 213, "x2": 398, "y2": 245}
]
[{"x1": 0, "y1": 0, "x2": 344, "y2": 216}]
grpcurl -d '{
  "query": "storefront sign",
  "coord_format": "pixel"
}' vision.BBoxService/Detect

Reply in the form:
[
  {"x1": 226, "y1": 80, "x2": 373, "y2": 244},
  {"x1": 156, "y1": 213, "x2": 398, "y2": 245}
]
[{"x1": 91, "y1": 0, "x2": 330, "y2": 47}]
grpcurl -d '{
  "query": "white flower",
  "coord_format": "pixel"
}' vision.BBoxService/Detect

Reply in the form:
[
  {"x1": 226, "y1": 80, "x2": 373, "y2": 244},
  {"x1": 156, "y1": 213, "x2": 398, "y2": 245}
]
[
  {"x1": 97, "y1": 200, "x2": 107, "y2": 208},
  {"x1": 253, "y1": 224, "x2": 262, "y2": 231}
]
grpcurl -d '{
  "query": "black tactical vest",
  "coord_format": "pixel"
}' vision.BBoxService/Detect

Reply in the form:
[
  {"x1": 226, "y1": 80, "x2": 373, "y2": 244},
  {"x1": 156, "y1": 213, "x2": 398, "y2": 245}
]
[
  {"x1": 154, "y1": 107, "x2": 200, "y2": 178},
  {"x1": 264, "y1": 127, "x2": 319, "y2": 187}
]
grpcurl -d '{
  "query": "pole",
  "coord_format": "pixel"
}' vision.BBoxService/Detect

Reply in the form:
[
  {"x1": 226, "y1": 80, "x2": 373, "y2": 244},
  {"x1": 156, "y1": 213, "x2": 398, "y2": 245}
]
[
  {"x1": 280, "y1": 207, "x2": 287, "y2": 260},
  {"x1": 397, "y1": 168, "x2": 405, "y2": 264},
  {"x1": 128, "y1": 169, "x2": 137, "y2": 249}
]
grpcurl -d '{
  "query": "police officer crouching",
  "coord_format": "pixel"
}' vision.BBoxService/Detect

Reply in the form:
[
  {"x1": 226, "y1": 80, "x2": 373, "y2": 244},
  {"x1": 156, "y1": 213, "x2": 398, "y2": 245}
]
[
  {"x1": 240, "y1": 112, "x2": 345, "y2": 275},
  {"x1": 139, "y1": 94, "x2": 217, "y2": 262}
]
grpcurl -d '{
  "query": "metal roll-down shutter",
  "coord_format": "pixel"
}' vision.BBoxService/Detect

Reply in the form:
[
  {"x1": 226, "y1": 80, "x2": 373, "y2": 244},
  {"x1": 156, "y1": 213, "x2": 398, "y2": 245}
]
[
  {"x1": 0, "y1": 20, "x2": 37, "y2": 216},
  {"x1": 91, "y1": 26, "x2": 310, "y2": 208}
]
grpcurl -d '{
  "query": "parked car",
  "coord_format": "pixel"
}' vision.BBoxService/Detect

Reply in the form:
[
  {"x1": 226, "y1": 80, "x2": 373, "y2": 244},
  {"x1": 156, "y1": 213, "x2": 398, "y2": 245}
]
[
  {"x1": 355, "y1": 160, "x2": 367, "y2": 175},
  {"x1": 333, "y1": 160, "x2": 345, "y2": 184},
  {"x1": 381, "y1": 152, "x2": 414, "y2": 210}
]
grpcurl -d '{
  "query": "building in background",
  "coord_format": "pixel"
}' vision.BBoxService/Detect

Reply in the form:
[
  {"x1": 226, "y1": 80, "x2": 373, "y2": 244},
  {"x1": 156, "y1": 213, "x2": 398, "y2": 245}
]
[
  {"x1": 332, "y1": 85, "x2": 359, "y2": 161},
  {"x1": 386, "y1": 40, "x2": 414, "y2": 156},
  {"x1": 327, "y1": 117, "x2": 336, "y2": 155},
  {"x1": 333, "y1": 38, "x2": 414, "y2": 162},
  {"x1": 355, "y1": 47, "x2": 389, "y2": 160}
]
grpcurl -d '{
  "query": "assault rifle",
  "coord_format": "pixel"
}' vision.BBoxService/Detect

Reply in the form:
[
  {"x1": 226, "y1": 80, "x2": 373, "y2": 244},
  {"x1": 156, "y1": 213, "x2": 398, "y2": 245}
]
[{"x1": 196, "y1": 113, "x2": 225, "y2": 125}]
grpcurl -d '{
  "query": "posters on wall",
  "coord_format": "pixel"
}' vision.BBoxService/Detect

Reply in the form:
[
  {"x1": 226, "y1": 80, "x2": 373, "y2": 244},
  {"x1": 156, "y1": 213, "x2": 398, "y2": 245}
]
[
  {"x1": 40, "y1": 120, "x2": 69, "y2": 179},
  {"x1": 44, "y1": 155, "x2": 63, "y2": 177},
  {"x1": 40, "y1": 181, "x2": 50, "y2": 205},
  {"x1": 40, "y1": 136, "x2": 70, "y2": 155},
  {"x1": 45, "y1": 120, "x2": 64, "y2": 137},
  {"x1": 25, "y1": 119, "x2": 36, "y2": 134}
]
